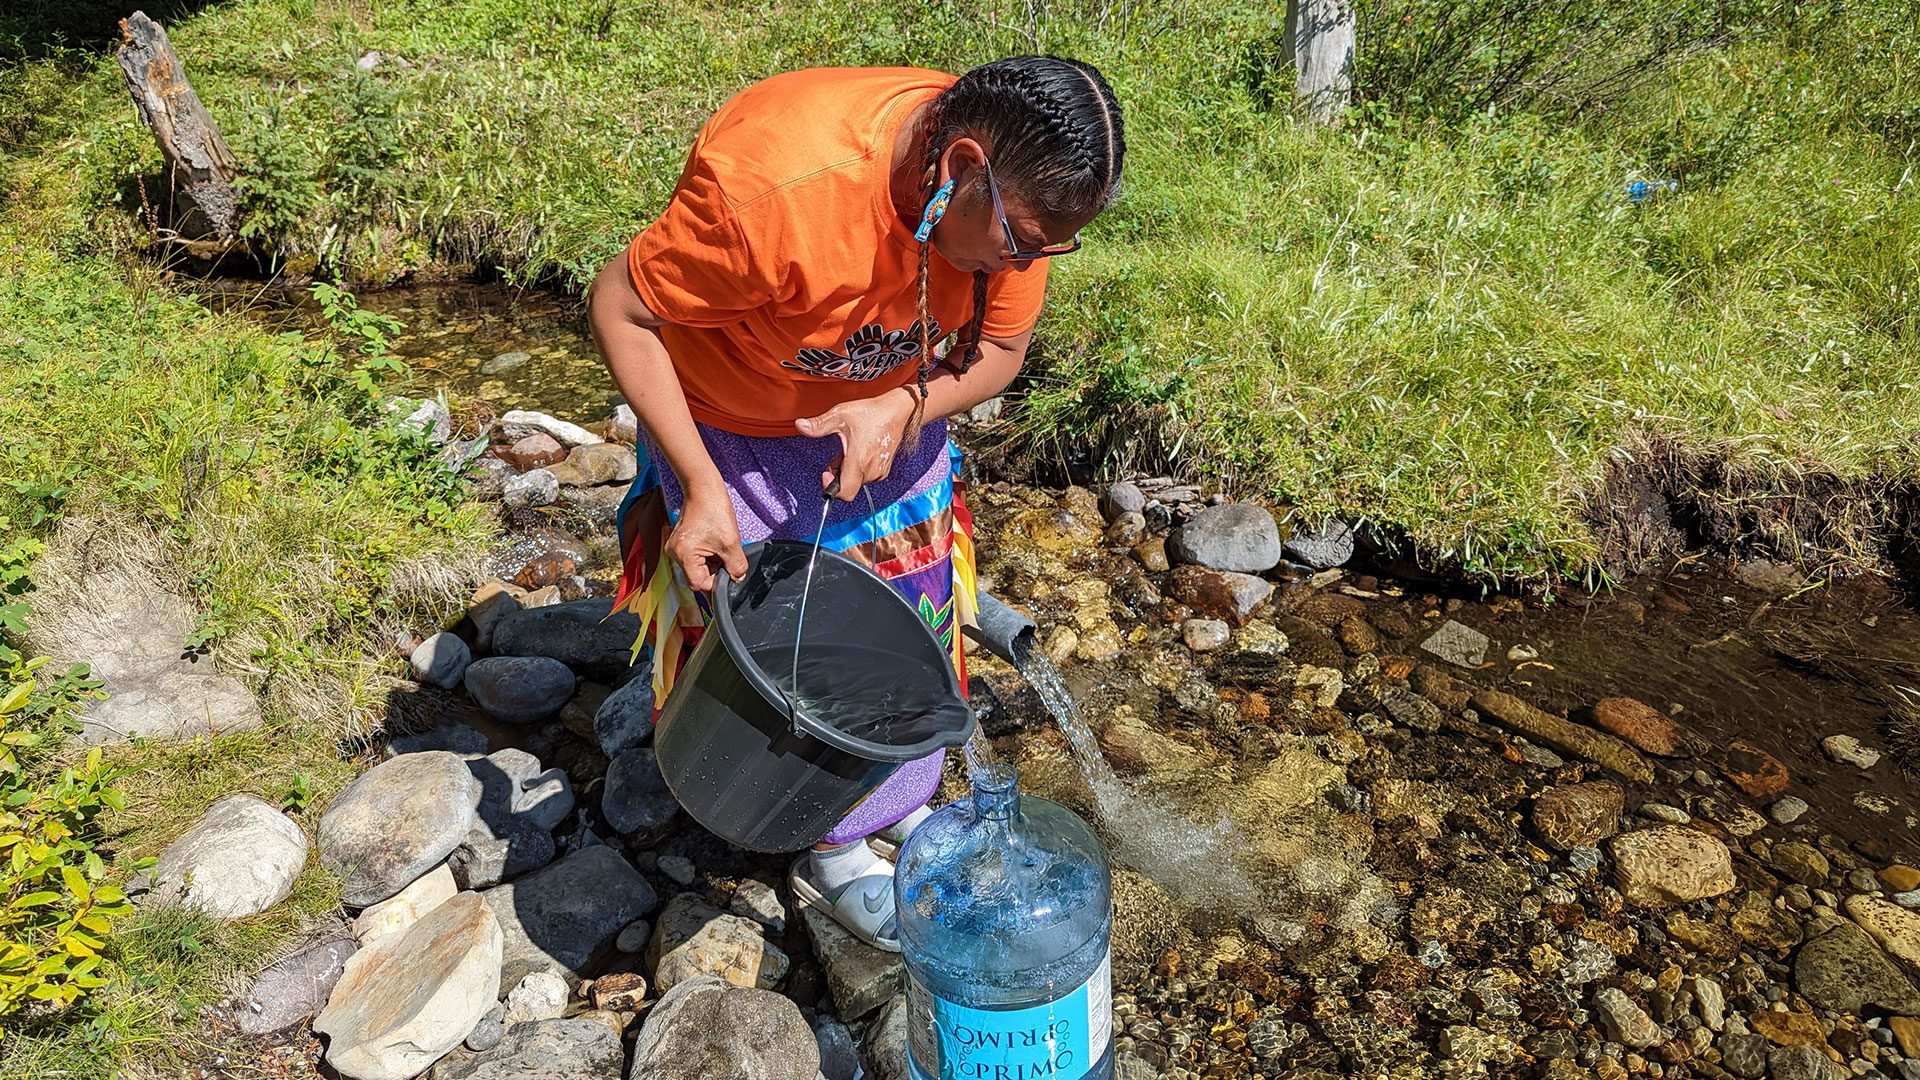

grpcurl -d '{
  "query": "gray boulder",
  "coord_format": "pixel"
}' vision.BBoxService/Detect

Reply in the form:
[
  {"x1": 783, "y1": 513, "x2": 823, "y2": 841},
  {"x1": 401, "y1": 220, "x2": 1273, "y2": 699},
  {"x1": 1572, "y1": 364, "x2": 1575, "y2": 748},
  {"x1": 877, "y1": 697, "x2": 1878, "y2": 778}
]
[
  {"x1": 237, "y1": 936, "x2": 357, "y2": 1036},
  {"x1": 603, "y1": 748, "x2": 679, "y2": 841},
  {"x1": 502, "y1": 469, "x2": 560, "y2": 510},
  {"x1": 431, "y1": 1018, "x2": 623, "y2": 1079},
  {"x1": 1166, "y1": 503, "x2": 1282, "y2": 574},
  {"x1": 483, "y1": 845, "x2": 659, "y2": 988},
  {"x1": 629, "y1": 975, "x2": 820, "y2": 1080},
  {"x1": 411, "y1": 632, "x2": 472, "y2": 690},
  {"x1": 463, "y1": 656, "x2": 576, "y2": 725},
  {"x1": 319, "y1": 751, "x2": 478, "y2": 907},
  {"x1": 1283, "y1": 519, "x2": 1356, "y2": 570},
  {"x1": 595, "y1": 671, "x2": 656, "y2": 757},
  {"x1": 491, "y1": 599, "x2": 642, "y2": 680},
  {"x1": 148, "y1": 794, "x2": 307, "y2": 921}
]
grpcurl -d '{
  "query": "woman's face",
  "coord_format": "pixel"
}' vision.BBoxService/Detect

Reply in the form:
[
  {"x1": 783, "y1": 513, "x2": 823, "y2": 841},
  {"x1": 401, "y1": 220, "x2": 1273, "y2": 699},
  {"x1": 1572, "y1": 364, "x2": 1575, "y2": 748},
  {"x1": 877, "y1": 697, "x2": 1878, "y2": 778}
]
[{"x1": 932, "y1": 140, "x2": 1098, "y2": 275}]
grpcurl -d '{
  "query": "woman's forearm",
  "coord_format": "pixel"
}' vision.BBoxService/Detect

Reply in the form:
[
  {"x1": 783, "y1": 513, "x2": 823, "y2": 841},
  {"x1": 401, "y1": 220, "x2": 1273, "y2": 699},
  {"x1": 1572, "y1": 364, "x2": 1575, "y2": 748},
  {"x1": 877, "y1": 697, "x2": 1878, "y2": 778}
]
[{"x1": 586, "y1": 256, "x2": 726, "y2": 499}]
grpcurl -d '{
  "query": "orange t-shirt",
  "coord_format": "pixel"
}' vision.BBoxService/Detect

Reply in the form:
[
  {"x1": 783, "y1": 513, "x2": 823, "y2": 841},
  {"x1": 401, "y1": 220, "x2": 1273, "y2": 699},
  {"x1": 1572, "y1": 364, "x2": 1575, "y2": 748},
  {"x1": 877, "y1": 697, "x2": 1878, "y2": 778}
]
[{"x1": 626, "y1": 67, "x2": 1052, "y2": 437}]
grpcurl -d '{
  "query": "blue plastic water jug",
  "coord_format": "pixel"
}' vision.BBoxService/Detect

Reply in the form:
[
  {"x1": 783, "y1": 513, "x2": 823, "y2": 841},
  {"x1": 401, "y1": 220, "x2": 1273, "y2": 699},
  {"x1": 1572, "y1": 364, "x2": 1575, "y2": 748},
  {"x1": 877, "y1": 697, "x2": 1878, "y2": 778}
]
[{"x1": 894, "y1": 762, "x2": 1114, "y2": 1080}]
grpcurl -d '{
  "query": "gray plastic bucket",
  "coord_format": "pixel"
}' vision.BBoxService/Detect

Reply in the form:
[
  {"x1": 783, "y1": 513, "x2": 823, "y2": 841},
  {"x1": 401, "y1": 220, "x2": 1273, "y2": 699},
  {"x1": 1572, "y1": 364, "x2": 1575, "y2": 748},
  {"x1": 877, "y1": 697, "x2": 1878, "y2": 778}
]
[{"x1": 651, "y1": 541, "x2": 974, "y2": 852}]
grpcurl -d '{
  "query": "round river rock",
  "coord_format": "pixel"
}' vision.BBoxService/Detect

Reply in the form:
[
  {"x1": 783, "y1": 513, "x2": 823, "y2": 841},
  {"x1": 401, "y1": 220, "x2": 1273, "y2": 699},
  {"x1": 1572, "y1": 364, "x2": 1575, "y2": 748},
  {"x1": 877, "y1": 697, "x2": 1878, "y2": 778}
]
[{"x1": 320, "y1": 750, "x2": 478, "y2": 906}]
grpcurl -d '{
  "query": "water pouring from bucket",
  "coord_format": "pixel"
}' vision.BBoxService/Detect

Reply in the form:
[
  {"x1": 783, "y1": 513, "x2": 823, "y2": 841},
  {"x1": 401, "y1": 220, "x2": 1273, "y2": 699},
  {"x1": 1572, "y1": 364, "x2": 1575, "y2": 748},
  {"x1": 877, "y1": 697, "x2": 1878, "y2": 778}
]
[{"x1": 650, "y1": 540, "x2": 977, "y2": 852}]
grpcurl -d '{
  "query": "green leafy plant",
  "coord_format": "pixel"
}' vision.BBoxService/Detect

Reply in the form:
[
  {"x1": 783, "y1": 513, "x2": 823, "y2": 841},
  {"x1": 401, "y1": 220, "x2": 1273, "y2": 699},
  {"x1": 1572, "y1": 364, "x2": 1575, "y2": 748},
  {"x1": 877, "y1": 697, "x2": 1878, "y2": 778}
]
[
  {"x1": 310, "y1": 281, "x2": 408, "y2": 397},
  {"x1": 280, "y1": 772, "x2": 314, "y2": 815}
]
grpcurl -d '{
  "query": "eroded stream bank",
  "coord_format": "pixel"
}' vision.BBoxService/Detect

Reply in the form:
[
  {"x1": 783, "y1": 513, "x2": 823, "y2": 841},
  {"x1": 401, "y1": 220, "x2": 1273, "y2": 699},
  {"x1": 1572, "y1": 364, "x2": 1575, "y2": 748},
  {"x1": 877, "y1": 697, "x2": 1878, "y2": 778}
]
[{"x1": 190, "y1": 278, "x2": 1920, "y2": 1080}]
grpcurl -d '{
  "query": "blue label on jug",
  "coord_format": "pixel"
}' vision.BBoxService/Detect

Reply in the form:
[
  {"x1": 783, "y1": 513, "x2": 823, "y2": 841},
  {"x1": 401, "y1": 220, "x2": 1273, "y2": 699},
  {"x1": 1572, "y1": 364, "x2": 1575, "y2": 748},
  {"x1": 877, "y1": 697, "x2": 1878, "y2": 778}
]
[{"x1": 906, "y1": 948, "x2": 1111, "y2": 1080}]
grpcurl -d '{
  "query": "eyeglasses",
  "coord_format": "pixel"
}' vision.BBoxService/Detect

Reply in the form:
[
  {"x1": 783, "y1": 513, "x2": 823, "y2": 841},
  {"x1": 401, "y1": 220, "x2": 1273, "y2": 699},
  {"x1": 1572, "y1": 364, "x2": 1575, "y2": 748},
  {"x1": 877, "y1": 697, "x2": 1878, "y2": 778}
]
[{"x1": 983, "y1": 159, "x2": 1081, "y2": 261}]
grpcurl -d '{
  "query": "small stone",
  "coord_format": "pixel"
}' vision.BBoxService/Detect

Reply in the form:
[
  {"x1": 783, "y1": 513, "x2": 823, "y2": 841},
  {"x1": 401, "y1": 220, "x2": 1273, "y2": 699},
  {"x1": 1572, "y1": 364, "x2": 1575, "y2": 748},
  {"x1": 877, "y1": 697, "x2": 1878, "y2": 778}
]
[
  {"x1": 658, "y1": 855, "x2": 696, "y2": 886},
  {"x1": 1181, "y1": 618, "x2": 1231, "y2": 652},
  {"x1": 1750, "y1": 1008, "x2": 1826, "y2": 1047},
  {"x1": 616, "y1": 919, "x2": 651, "y2": 954},
  {"x1": 388, "y1": 397, "x2": 451, "y2": 443},
  {"x1": 593, "y1": 671, "x2": 655, "y2": 757},
  {"x1": 147, "y1": 794, "x2": 309, "y2": 921},
  {"x1": 603, "y1": 748, "x2": 679, "y2": 841},
  {"x1": 1593, "y1": 697, "x2": 1693, "y2": 756},
  {"x1": 1859, "y1": 791, "x2": 1902, "y2": 815},
  {"x1": 1771, "y1": 797, "x2": 1811, "y2": 825},
  {"x1": 801, "y1": 902, "x2": 903, "y2": 1021},
  {"x1": 1132, "y1": 537, "x2": 1170, "y2": 572},
  {"x1": 628, "y1": 976, "x2": 819, "y2": 1080},
  {"x1": 1532, "y1": 782, "x2": 1625, "y2": 851},
  {"x1": 1702, "y1": 796, "x2": 1772, "y2": 837},
  {"x1": 1720, "y1": 739, "x2": 1791, "y2": 800},
  {"x1": 545, "y1": 443, "x2": 638, "y2": 487},
  {"x1": 647, "y1": 892, "x2": 790, "y2": 993},
  {"x1": 463, "y1": 656, "x2": 576, "y2": 725},
  {"x1": 464, "y1": 1003, "x2": 506, "y2": 1052},
  {"x1": 480, "y1": 350, "x2": 531, "y2": 375},
  {"x1": 608, "y1": 404, "x2": 638, "y2": 443},
  {"x1": 1824, "y1": 735, "x2": 1883, "y2": 770},
  {"x1": 1104, "y1": 511, "x2": 1148, "y2": 547},
  {"x1": 411, "y1": 632, "x2": 472, "y2": 690},
  {"x1": 512, "y1": 552, "x2": 578, "y2": 590},
  {"x1": 503, "y1": 971, "x2": 570, "y2": 1025},
  {"x1": 1507, "y1": 643, "x2": 1541, "y2": 662},
  {"x1": 1687, "y1": 976, "x2": 1726, "y2": 1031},
  {"x1": 499, "y1": 409, "x2": 603, "y2": 448},
  {"x1": 1592, "y1": 986, "x2": 1661, "y2": 1048},
  {"x1": 590, "y1": 970, "x2": 648, "y2": 1012},
  {"x1": 1104, "y1": 482, "x2": 1146, "y2": 519},
  {"x1": 1888, "y1": 1016, "x2": 1920, "y2": 1058},
  {"x1": 1167, "y1": 503, "x2": 1283, "y2": 573},
  {"x1": 1612, "y1": 825, "x2": 1736, "y2": 907},
  {"x1": 238, "y1": 937, "x2": 357, "y2": 1036},
  {"x1": 1234, "y1": 620, "x2": 1290, "y2": 655},
  {"x1": 499, "y1": 432, "x2": 566, "y2": 471},
  {"x1": 1768, "y1": 1044, "x2": 1846, "y2": 1080},
  {"x1": 1379, "y1": 685, "x2": 1444, "y2": 733},
  {"x1": 502, "y1": 468, "x2": 560, "y2": 509},
  {"x1": 1167, "y1": 565, "x2": 1272, "y2": 627},
  {"x1": 1884, "y1": 866, "x2": 1920, "y2": 893},
  {"x1": 1770, "y1": 841, "x2": 1831, "y2": 888},
  {"x1": 1641, "y1": 802, "x2": 1691, "y2": 824},
  {"x1": 1421, "y1": 620, "x2": 1490, "y2": 668},
  {"x1": 1283, "y1": 518, "x2": 1356, "y2": 570},
  {"x1": 1722, "y1": 1032, "x2": 1770, "y2": 1078},
  {"x1": 729, "y1": 879, "x2": 787, "y2": 934},
  {"x1": 467, "y1": 580, "x2": 525, "y2": 652},
  {"x1": 814, "y1": 1016, "x2": 862, "y2": 1080},
  {"x1": 320, "y1": 751, "x2": 478, "y2": 907}
]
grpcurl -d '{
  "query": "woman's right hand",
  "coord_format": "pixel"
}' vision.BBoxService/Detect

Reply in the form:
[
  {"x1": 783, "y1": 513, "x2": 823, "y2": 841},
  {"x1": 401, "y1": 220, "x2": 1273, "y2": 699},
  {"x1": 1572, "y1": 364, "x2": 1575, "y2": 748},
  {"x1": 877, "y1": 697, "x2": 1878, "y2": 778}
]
[{"x1": 667, "y1": 487, "x2": 747, "y2": 594}]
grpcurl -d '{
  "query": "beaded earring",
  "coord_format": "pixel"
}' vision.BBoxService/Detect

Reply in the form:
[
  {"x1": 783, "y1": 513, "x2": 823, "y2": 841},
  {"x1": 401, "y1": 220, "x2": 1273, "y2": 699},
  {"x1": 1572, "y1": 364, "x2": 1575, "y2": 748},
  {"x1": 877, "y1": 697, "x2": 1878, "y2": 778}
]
[{"x1": 913, "y1": 178, "x2": 956, "y2": 242}]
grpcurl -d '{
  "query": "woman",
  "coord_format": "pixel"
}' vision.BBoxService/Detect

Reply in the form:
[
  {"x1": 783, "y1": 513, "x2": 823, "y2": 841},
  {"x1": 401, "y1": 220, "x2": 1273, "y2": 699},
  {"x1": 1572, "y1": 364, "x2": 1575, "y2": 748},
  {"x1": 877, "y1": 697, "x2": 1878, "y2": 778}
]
[{"x1": 589, "y1": 56, "x2": 1124, "y2": 950}]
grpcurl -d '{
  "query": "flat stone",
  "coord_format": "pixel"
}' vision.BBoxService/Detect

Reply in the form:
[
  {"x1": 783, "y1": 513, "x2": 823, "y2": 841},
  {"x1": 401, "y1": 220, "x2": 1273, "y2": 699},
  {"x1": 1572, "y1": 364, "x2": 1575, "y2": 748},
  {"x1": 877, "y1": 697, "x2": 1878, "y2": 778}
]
[
  {"x1": 603, "y1": 747, "x2": 679, "y2": 841},
  {"x1": 503, "y1": 971, "x2": 569, "y2": 1025},
  {"x1": 801, "y1": 903, "x2": 903, "y2": 1020},
  {"x1": 147, "y1": 794, "x2": 308, "y2": 921},
  {"x1": 465, "y1": 1003, "x2": 506, "y2": 1052},
  {"x1": 1750, "y1": 1008, "x2": 1826, "y2": 1047},
  {"x1": 319, "y1": 751, "x2": 477, "y2": 907},
  {"x1": 1472, "y1": 690, "x2": 1654, "y2": 783},
  {"x1": 450, "y1": 812, "x2": 556, "y2": 891},
  {"x1": 1592, "y1": 986, "x2": 1660, "y2": 1048},
  {"x1": 1181, "y1": 618, "x2": 1231, "y2": 652},
  {"x1": 1104, "y1": 510, "x2": 1147, "y2": 546},
  {"x1": 467, "y1": 581, "x2": 525, "y2": 652},
  {"x1": 594, "y1": 672, "x2": 656, "y2": 757},
  {"x1": 1133, "y1": 536, "x2": 1170, "y2": 572},
  {"x1": 429, "y1": 1017, "x2": 622, "y2": 1080},
  {"x1": 1885, "y1": 866, "x2": 1920, "y2": 893},
  {"x1": 1720, "y1": 1032, "x2": 1770, "y2": 1078},
  {"x1": 1284, "y1": 519, "x2": 1357, "y2": 570},
  {"x1": 352, "y1": 864, "x2": 457, "y2": 944},
  {"x1": 629, "y1": 975, "x2": 820, "y2": 1080},
  {"x1": 647, "y1": 892, "x2": 790, "y2": 993},
  {"x1": 729, "y1": 879, "x2": 787, "y2": 934},
  {"x1": 502, "y1": 469, "x2": 559, "y2": 509},
  {"x1": 1729, "y1": 890, "x2": 1803, "y2": 951},
  {"x1": 1167, "y1": 503, "x2": 1283, "y2": 573},
  {"x1": 1771, "y1": 841, "x2": 1831, "y2": 888},
  {"x1": 238, "y1": 936, "x2": 357, "y2": 1036},
  {"x1": 410, "y1": 632, "x2": 472, "y2": 690},
  {"x1": 500, "y1": 409, "x2": 603, "y2": 448},
  {"x1": 1824, "y1": 734, "x2": 1882, "y2": 770},
  {"x1": 498, "y1": 432, "x2": 566, "y2": 471},
  {"x1": 480, "y1": 350, "x2": 531, "y2": 375},
  {"x1": 1767, "y1": 1044, "x2": 1847, "y2": 1080},
  {"x1": 590, "y1": 970, "x2": 648, "y2": 1012},
  {"x1": 1848, "y1": 895, "x2": 1920, "y2": 973},
  {"x1": 1532, "y1": 782, "x2": 1624, "y2": 851},
  {"x1": 490, "y1": 599, "x2": 641, "y2": 680},
  {"x1": 483, "y1": 845, "x2": 658, "y2": 989},
  {"x1": 1794, "y1": 920, "x2": 1920, "y2": 1016},
  {"x1": 1592, "y1": 697, "x2": 1693, "y2": 756},
  {"x1": 1610, "y1": 825, "x2": 1736, "y2": 907},
  {"x1": 1687, "y1": 976, "x2": 1726, "y2": 1031},
  {"x1": 1420, "y1": 620, "x2": 1490, "y2": 668},
  {"x1": 1720, "y1": 739, "x2": 1790, "y2": 799},
  {"x1": 1889, "y1": 1016, "x2": 1920, "y2": 1057},
  {"x1": 1771, "y1": 797, "x2": 1811, "y2": 825},
  {"x1": 314, "y1": 892, "x2": 503, "y2": 1080},
  {"x1": 463, "y1": 656, "x2": 576, "y2": 725},
  {"x1": 545, "y1": 443, "x2": 637, "y2": 487},
  {"x1": 1167, "y1": 565, "x2": 1273, "y2": 627},
  {"x1": 47, "y1": 572, "x2": 264, "y2": 744}
]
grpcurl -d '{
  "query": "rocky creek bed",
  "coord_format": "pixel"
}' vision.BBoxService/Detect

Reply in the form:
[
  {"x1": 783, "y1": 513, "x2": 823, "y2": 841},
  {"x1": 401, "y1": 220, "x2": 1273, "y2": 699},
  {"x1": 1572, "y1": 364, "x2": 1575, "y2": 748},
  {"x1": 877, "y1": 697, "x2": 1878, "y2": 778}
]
[{"x1": 136, "y1": 284, "x2": 1920, "y2": 1080}]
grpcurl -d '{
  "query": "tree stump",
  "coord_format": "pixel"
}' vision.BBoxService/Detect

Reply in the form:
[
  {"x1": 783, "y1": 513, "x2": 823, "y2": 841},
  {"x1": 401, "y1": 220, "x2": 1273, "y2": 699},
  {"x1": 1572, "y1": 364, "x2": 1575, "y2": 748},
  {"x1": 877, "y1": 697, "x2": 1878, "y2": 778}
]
[
  {"x1": 1284, "y1": 0, "x2": 1355, "y2": 126},
  {"x1": 117, "y1": 11, "x2": 240, "y2": 239}
]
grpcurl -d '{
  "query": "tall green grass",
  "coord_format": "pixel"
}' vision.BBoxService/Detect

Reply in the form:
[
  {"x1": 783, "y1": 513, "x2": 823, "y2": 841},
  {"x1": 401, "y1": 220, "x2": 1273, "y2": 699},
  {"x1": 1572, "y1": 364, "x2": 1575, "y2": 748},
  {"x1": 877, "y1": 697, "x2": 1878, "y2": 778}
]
[{"x1": 4, "y1": 1, "x2": 1916, "y2": 580}]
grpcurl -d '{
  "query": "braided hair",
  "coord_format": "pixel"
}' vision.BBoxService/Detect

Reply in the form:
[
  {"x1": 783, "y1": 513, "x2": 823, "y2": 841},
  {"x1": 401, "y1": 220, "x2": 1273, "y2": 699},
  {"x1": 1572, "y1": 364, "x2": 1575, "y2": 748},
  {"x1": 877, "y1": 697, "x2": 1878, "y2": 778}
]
[{"x1": 906, "y1": 55, "x2": 1126, "y2": 443}]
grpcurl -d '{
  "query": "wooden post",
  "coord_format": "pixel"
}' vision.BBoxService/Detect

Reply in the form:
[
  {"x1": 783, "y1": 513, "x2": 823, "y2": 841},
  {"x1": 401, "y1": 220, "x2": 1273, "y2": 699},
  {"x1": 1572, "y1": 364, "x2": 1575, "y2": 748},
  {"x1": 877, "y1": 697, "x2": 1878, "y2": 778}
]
[
  {"x1": 1284, "y1": 0, "x2": 1355, "y2": 125},
  {"x1": 117, "y1": 11, "x2": 240, "y2": 239}
]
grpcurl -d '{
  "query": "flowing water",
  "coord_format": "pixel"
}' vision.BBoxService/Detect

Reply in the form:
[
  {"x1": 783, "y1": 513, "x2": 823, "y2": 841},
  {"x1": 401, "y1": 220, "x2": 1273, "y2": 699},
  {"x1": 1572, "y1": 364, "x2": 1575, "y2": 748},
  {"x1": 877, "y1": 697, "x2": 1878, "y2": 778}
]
[{"x1": 788, "y1": 493, "x2": 833, "y2": 727}]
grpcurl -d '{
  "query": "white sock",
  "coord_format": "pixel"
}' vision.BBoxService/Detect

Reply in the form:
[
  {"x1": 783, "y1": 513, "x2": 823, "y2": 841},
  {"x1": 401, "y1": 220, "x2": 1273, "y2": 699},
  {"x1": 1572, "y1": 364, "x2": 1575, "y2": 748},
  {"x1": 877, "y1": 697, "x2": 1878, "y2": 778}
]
[{"x1": 812, "y1": 840, "x2": 882, "y2": 895}]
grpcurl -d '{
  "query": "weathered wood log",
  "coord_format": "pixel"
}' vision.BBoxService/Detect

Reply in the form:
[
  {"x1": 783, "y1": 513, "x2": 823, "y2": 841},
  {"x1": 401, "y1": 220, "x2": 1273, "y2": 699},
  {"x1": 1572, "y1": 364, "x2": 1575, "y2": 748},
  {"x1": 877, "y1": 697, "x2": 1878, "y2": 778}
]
[
  {"x1": 117, "y1": 11, "x2": 240, "y2": 239},
  {"x1": 1284, "y1": 0, "x2": 1355, "y2": 126}
]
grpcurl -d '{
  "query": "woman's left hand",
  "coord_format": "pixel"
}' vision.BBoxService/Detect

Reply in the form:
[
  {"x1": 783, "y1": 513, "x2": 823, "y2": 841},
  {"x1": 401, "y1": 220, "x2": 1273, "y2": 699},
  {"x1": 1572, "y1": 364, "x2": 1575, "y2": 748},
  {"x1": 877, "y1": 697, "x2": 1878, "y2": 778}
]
[{"x1": 795, "y1": 388, "x2": 917, "y2": 502}]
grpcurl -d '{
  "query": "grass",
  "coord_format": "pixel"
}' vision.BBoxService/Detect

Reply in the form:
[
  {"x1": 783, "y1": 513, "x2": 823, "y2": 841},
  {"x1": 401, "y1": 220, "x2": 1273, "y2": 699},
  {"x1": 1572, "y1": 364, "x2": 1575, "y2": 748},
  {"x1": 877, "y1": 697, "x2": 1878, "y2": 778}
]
[{"x1": 5, "y1": 0, "x2": 1919, "y2": 579}]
